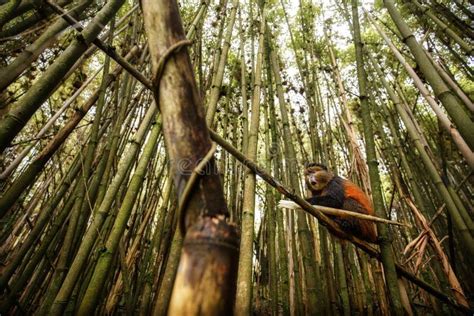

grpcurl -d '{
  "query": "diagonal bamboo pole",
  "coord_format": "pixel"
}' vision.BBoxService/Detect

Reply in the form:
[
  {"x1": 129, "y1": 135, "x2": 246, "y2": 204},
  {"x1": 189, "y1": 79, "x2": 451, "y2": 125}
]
[{"x1": 407, "y1": 0, "x2": 473, "y2": 55}]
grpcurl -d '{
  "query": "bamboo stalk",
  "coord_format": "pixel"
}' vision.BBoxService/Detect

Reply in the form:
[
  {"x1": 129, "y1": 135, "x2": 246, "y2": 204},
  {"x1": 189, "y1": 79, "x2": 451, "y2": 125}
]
[
  {"x1": 268, "y1": 31, "x2": 321, "y2": 314},
  {"x1": 351, "y1": 2, "x2": 404, "y2": 313},
  {"x1": 408, "y1": 0, "x2": 473, "y2": 55},
  {"x1": 235, "y1": 6, "x2": 265, "y2": 314},
  {"x1": 48, "y1": 101, "x2": 157, "y2": 316}
]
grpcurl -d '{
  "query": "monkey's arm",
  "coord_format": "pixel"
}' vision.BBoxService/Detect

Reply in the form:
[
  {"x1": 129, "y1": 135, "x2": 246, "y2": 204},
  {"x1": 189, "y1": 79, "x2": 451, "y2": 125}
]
[{"x1": 307, "y1": 195, "x2": 343, "y2": 208}]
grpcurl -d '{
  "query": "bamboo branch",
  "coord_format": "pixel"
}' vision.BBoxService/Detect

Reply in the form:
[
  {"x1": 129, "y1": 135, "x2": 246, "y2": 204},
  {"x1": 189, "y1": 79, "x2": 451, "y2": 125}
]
[{"x1": 277, "y1": 200, "x2": 410, "y2": 227}]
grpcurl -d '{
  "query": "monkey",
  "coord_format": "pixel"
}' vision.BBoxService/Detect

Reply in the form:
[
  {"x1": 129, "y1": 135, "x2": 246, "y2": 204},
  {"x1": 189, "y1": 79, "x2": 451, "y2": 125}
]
[{"x1": 303, "y1": 162, "x2": 378, "y2": 243}]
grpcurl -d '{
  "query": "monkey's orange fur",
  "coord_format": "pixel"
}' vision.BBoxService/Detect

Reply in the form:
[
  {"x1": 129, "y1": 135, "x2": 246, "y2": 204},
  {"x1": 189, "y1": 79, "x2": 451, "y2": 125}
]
[{"x1": 342, "y1": 180, "x2": 377, "y2": 242}]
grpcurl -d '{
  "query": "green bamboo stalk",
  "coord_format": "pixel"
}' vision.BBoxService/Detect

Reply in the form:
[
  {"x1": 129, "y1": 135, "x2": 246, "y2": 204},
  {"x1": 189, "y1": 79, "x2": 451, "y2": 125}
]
[
  {"x1": 431, "y1": 0, "x2": 474, "y2": 38},
  {"x1": 235, "y1": 8, "x2": 265, "y2": 315},
  {"x1": 267, "y1": 86, "x2": 290, "y2": 315},
  {"x1": 77, "y1": 117, "x2": 162, "y2": 314},
  {"x1": 186, "y1": 0, "x2": 209, "y2": 40},
  {"x1": 0, "y1": 49, "x2": 136, "y2": 217},
  {"x1": 373, "y1": 51, "x2": 474, "y2": 247},
  {"x1": 365, "y1": 61, "x2": 432, "y2": 220},
  {"x1": 366, "y1": 13, "x2": 474, "y2": 169},
  {"x1": 95, "y1": 76, "x2": 135, "y2": 205},
  {"x1": 335, "y1": 242, "x2": 350, "y2": 315},
  {"x1": 367, "y1": 48, "x2": 474, "y2": 261},
  {"x1": 48, "y1": 101, "x2": 157, "y2": 316},
  {"x1": 263, "y1": 81, "x2": 278, "y2": 316},
  {"x1": 0, "y1": 154, "x2": 81, "y2": 293},
  {"x1": 42, "y1": 32, "x2": 115, "y2": 312},
  {"x1": 0, "y1": 0, "x2": 73, "y2": 37},
  {"x1": 342, "y1": 244, "x2": 360, "y2": 313},
  {"x1": 0, "y1": 171, "x2": 84, "y2": 312},
  {"x1": 239, "y1": 7, "x2": 249, "y2": 161},
  {"x1": 325, "y1": 30, "x2": 370, "y2": 190},
  {"x1": 0, "y1": 67, "x2": 102, "y2": 181},
  {"x1": 269, "y1": 43, "x2": 321, "y2": 314},
  {"x1": 206, "y1": 0, "x2": 229, "y2": 93},
  {"x1": 287, "y1": 211, "x2": 304, "y2": 315},
  {"x1": 0, "y1": 0, "x2": 93, "y2": 91},
  {"x1": 205, "y1": 0, "x2": 239, "y2": 126},
  {"x1": 138, "y1": 177, "x2": 172, "y2": 315},
  {"x1": 152, "y1": 227, "x2": 183, "y2": 315},
  {"x1": 351, "y1": 1, "x2": 404, "y2": 314},
  {"x1": 425, "y1": 52, "x2": 474, "y2": 112},
  {"x1": 36, "y1": 143, "x2": 111, "y2": 314},
  {"x1": 0, "y1": 0, "x2": 21, "y2": 30},
  {"x1": 357, "y1": 251, "x2": 374, "y2": 315}
]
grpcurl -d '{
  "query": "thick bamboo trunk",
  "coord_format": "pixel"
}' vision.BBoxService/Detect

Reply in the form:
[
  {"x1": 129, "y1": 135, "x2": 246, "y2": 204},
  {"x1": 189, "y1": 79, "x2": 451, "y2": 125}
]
[{"x1": 141, "y1": 0, "x2": 239, "y2": 314}]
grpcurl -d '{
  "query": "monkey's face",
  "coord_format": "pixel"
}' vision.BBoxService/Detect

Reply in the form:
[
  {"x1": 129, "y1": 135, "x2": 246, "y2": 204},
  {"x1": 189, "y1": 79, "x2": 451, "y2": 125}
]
[{"x1": 305, "y1": 165, "x2": 332, "y2": 192}]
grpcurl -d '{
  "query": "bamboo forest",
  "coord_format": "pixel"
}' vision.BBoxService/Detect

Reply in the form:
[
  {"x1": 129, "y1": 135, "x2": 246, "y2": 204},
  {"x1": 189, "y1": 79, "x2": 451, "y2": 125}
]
[{"x1": 0, "y1": 0, "x2": 473, "y2": 314}]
